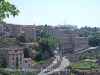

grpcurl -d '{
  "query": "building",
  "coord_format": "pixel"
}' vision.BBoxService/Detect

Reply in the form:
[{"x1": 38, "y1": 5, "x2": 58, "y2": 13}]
[
  {"x1": 6, "y1": 50, "x2": 32, "y2": 69},
  {"x1": 44, "y1": 26, "x2": 89, "y2": 55},
  {"x1": 98, "y1": 55, "x2": 100, "y2": 65},
  {"x1": 20, "y1": 25, "x2": 42, "y2": 41},
  {"x1": 73, "y1": 37, "x2": 89, "y2": 53},
  {"x1": 0, "y1": 22, "x2": 9, "y2": 37},
  {"x1": 23, "y1": 58, "x2": 32, "y2": 69}
]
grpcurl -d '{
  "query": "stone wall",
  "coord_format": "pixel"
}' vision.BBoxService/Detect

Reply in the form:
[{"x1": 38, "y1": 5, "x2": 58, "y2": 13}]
[
  {"x1": 70, "y1": 68, "x2": 100, "y2": 75},
  {"x1": 1, "y1": 42, "x2": 18, "y2": 47},
  {"x1": 66, "y1": 55, "x2": 79, "y2": 62},
  {"x1": 32, "y1": 57, "x2": 55, "y2": 73},
  {"x1": 48, "y1": 71, "x2": 69, "y2": 75},
  {"x1": 51, "y1": 55, "x2": 62, "y2": 70}
]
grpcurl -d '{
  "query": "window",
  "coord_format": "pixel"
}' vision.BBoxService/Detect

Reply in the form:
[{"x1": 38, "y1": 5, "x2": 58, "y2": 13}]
[
  {"x1": 20, "y1": 57, "x2": 22, "y2": 61},
  {"x1": 28, "y1": 64, "x2": 30, "y2": 67},
  {"x1": 12, "y1": 62, "x2": 14, "y2": 65},
  {"x1": 62, "y1": 43, "x2": 63, "y2": 46},
  {"x1": 12, "y1": 57, "x2": 14, "y2": 60},
  {"x1": 20, "y1": 61, "x2": 22, "y2": 64},
  {"x1": 16, "y1": 57, "x2": 18, "y2": 60},
  {"x1": 20, "y1": 68, "x2": 22, "y2": 69}
]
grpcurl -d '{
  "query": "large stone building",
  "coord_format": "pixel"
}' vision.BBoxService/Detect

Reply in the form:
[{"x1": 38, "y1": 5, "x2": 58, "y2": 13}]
[{"x1": 44, "y1": 26, "x2": 89, "y2": 55}]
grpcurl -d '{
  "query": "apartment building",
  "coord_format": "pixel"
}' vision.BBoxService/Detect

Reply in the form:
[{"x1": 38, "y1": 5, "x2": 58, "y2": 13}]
[
  {"x1": 44, "y1": 26, "x2": 89, "y2": 55},
  {"x1": 6, "y1": 24, "x2": 22, "y2": 37},
  {"x1": 6, "y1": 50, "x2": 32, "y2": 69},
  {"x1": 0, "y1": 22, "x2": 8, "y2": 37},
  {"x1": 0, "y1": 22, "x2": 42, "y2": 40},
  {"x1": 21, "y1": 25, "x2": 36, "y2": 41}
]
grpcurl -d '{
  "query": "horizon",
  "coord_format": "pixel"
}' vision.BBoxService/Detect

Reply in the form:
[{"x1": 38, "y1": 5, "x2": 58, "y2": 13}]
[{"x1": 4, "y1": 0, "x2": 100, "y2": 28}]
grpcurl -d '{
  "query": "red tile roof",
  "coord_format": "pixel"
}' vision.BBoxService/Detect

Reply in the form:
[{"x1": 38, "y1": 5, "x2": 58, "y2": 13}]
[
  {"x1": 23, "y1": 58, "x2": 32, "y2": 61},
  {"x1": 7, "y1": 50, "x2": 23, "y2": 55}
]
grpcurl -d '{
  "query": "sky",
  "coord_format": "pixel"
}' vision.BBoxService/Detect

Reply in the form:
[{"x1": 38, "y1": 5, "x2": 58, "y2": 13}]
[{"x1": 4, "y1": 0, "x2": 100, "y2": 28}]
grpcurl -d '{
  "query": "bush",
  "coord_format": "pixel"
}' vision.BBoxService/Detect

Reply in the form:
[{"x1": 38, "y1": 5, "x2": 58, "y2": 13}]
[
  {"x1": 37, "y1": 60, "x2": 47, "y2": 65},
  {"x1": 17, "y1": 35, "x2": 30, "y2": 43},
  {"x1": 0, "y1": 43, "x2": 2, "y2": 48}
]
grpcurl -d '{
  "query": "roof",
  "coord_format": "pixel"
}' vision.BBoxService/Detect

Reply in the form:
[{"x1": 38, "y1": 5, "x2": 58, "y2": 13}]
[
  {"x1": 23, "y1": 58, "x2": 32, "y2": 61},
  {"x1": 7, "y1": 50, "x2": 23, "y2": 55}
]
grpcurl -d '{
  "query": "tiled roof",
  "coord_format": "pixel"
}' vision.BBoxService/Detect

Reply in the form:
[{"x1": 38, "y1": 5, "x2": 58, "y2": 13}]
[
  {"x1": 7, "y1": 50, "x2": 23, "y2": 55},
  {"x1": 23, "y1": 58, "x2": 32, "y2": 61}
]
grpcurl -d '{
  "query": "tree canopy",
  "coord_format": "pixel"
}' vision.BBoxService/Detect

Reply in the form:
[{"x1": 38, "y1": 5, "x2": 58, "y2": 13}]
[
  {"x1": 89, "y1": 33, "x2": 100, "y2": 46},
  {"x1": 0, "y1": 57, "x2": 5, "y2": 68},
  {"x1": 23, "y1": 47, "x2": 32, "y2": 58},
  {"x1": 17, "y1": 35, "x2": 30, "y2": 43},
  {"x1": 0, "y1": 0, "x2": 19, "y2": 22},
  {"x1": 0, "y1": 43, "x2": 2, "y2": 48},
  {"x1": 37, "y1": 32, "x2": 59, "y2": 57}
]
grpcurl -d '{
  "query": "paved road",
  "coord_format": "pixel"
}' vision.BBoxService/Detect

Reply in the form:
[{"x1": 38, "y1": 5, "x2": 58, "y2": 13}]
[
  {"x1": 38, "y1": 57, "x2": 69, "y2": 75},
  {"x1": 47, "y1": 57, "x2": 69, "y2": 74},
  {"x1": 64, "y1": 47, "x2": 98, "y2": 56},
  {"x1": 75, "y1": 47, "x2": 98, "y2": 54},
  {"x1": 37, "y1": 47, "x2": 98, "y2": 75},
  {"x1": 38, "y1": 51, "x2": 61, "y2": 75}
]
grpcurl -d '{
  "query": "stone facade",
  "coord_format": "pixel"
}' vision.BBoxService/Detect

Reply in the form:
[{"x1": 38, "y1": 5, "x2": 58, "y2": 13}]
[
  {"x1": 44, "y1": 26, "x2": 89, "y2": 55},
  {"x1": 98, "y1": 55, "x2": 100, "y2": 65},
  {"x1": 5, "y1": 50, "x2": 32, "y2": 69}
]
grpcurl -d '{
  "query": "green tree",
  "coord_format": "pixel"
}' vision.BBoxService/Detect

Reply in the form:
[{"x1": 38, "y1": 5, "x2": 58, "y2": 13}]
[
  {"x1": 0, "y1": 43, "x2": 2, "y2": 48},
  {"x1": 17, "y1": 35, "x2": 30, "y2": 43},
  {"x1": 26, "y1": 71, "x2": 37, "y2": 75},
  {"x1": 0, "y1": 57, "x2": 5, "y2": 68},
  {"x1": 0, "y1": 35, "x2": 7, "y2": 41},
  {"x1": 23, "y1": 48, "x2": 32, "y2": 58},
  {"x1": 38, "y1": 32, "x2": 59, "y2": 57},
  {"x1": 0, "y1": 0, "x2": 19, "y2": 22},
  {"x1": 89, "y1": 34, "x2": 100, "y2": 46}
]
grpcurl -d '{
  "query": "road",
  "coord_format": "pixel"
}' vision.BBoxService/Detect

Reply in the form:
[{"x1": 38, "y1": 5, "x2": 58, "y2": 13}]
[
  {"x1": 38, "y1": 50, "x2": 61, "y2": 75},
  {"x1": 47, "y1": 57, "x2": 69, "y2": 74},
  {"x1": 75, "y1": 46, "x2": 98, "y2": 54},
  {"x1": 38, "y1": 47, "x2": 98, "y2": 75},
  {"x1": 64, "y1": 47, "x2": 98, "y2": 56},
  {"x1": 38, "y1": 57, "x2": 69, "y2": 75}
]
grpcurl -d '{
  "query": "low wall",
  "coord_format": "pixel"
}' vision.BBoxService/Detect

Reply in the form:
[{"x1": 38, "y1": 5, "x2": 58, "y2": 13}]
[
  {"x1": 51, "y1": 55, "x2": 62, "y2": 70},
  {"x1": 48, "y1": 71, "x2": 69, "y2": 75},
  {"x1": 71, "y1": 68, "x2": 100, "y2": 75},
  {"x1": 66, "y1": 55, "x2": 79, "y2": 62},
  {"x1": 2, "y1": 42, "x2": 18, "y2": 47},
  {"x1": 32, "y1": 57, "x2": 55, "y2": 73}
]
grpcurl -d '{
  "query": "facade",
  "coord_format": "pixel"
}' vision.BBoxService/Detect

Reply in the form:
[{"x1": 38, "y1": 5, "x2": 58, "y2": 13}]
[
  {"x1": 6, "y1": 50, "x2": 32, "y2": 69},
  {"x1": 0, "y1": 22, "x2": 42, "y2": 41},
  {"x1": 44, "y1": 26, "x2": 89, "y2": 55},
  {"x1": 20, "y1": 25, "x2": 41, "y2": 41},
  {"x1": 73, "y1": 37, "x2": 89, "y2": 53},
  {"x1": 0, "y1": 22, "x2": 8, "y2": 37},
  {"x1": 23, "y1": 58, "x2": 32, "y2": 69},
  {"x1": 98, "y1": 55, "x2": 100, "y2": 65}
]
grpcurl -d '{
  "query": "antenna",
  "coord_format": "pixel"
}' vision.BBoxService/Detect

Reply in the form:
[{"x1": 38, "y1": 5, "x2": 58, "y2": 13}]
[{"x1": 64, "y1": 20, "x2": 66, "y2": 25}]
